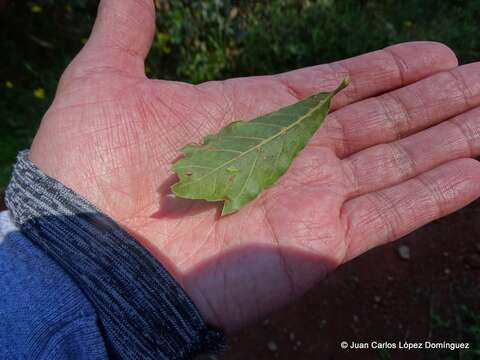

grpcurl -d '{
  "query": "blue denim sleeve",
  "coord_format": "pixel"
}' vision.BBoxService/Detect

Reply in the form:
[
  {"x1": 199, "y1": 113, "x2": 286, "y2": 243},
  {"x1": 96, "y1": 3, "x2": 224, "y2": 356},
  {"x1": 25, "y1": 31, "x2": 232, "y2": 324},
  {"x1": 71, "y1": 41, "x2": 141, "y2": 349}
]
[
  {"x1": 0, "y1": 211, "x2": 109, "y2": 360},
  {"x1": 4, "y1": 151, "x2": 226, "y2": 359}
]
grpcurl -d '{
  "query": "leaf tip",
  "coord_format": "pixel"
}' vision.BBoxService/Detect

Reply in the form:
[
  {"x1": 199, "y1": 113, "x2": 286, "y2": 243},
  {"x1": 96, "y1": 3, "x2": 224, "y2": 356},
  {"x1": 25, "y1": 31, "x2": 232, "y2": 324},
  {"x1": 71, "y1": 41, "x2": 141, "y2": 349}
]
[{"x1": 335, "y1": 78, "x2": 350, "y2": 94}]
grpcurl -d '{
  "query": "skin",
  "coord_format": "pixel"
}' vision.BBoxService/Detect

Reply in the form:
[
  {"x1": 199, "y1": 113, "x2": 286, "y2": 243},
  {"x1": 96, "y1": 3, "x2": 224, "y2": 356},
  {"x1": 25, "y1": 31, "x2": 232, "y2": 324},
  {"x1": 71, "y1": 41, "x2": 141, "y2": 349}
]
[{"x1": 30, "y1": 0, "x2": 480, "y2": 332}]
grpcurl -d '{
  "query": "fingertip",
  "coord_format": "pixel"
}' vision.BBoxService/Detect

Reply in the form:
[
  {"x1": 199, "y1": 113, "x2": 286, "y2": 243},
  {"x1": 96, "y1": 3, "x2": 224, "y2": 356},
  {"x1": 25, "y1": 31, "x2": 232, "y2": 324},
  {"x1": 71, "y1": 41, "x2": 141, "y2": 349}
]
[
  {"x1": 385, "y1": 41, "x2": 458, "y2": 84},
  {"x1": 454, "y1": 158, "x2": 480, "y2": 209},
  {"x1": 424, "y1": 41, "x2": 459, "y2": 68},
  {"x1": 430, "y1": 158, "x2": 480, "y2": 210},
  {"x1": 454, "y1": 158, "x2": 480, "y2": 187}
]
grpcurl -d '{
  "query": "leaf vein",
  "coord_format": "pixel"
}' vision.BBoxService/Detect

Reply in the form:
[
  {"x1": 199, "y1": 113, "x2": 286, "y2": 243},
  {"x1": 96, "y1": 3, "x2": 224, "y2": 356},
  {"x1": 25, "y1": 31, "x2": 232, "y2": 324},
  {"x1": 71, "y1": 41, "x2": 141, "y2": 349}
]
[
  {"x1": 234, "y1": 151, "x2": 260, "y2": 201},
  {"x1": 207, "y1": 148, "x2": 243, "y2": 154},
  {"x1": 253, "y1": 121, "x2": 286, "y2": 128},
  {"x1": 174, "y1": 165, "x2": 214, "y2": 170},
  {"x1": 180, "y1": 96, "x2": 332, "y2": 186},
  {"x1": 220, "y1": 135, "x2": 266, "y2": 141}
]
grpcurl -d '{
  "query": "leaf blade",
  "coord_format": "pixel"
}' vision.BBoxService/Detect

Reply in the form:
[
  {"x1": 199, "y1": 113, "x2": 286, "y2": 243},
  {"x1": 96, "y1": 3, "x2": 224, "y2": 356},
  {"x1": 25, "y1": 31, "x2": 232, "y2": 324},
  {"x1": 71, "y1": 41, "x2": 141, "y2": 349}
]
[{"x1": 171, "y1": 79, "x2": 348, "y2": 215}]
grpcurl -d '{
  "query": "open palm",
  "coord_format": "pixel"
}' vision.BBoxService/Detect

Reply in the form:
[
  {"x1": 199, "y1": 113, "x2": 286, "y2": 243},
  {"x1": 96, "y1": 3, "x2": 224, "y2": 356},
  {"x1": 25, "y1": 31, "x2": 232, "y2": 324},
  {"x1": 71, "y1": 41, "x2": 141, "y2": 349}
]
[{"x1": 30, "y1": 0, "x2": 480, "y2": 331}]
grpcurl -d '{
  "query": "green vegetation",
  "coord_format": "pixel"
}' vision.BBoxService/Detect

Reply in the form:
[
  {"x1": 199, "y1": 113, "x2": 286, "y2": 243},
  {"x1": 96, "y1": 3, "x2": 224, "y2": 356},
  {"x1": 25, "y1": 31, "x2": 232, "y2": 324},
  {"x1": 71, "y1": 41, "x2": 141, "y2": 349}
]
[
  {"x1": 1, "y1": 0, "x2": 480, "y2": 188},
  {"x1": 460, "y1": 306, "x2": 480, "y2": 358},
  {"x1": 375, "y1": 347, "x2": 391, "y2": 360},
  {"x1": 428, "y1": 305, "x2": 480, "y2": 360}
]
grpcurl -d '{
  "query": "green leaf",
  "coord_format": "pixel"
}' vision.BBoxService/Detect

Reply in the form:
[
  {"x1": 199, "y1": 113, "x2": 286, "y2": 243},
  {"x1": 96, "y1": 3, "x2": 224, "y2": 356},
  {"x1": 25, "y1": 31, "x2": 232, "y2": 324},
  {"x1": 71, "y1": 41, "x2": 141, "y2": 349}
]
[{"x1": 171, "y1": 79, "x2": 349, "y2": 215}]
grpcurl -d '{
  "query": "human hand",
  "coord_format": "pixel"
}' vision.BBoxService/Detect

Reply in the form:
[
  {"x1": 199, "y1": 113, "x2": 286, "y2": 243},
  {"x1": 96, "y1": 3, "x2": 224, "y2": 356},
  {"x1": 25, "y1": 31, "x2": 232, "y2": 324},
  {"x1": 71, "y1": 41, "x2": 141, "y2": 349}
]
[{"x1": 29, "y1": 0, "x2": 480, "y2": 331}]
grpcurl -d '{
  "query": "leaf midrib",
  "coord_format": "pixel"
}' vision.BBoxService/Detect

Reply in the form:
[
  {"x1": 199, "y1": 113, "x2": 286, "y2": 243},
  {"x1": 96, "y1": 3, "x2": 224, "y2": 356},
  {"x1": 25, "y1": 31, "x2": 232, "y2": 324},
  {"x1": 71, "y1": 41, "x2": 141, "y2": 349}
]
[{"x1": 176, "y1": 94, "x2": 332, "y2": 188}]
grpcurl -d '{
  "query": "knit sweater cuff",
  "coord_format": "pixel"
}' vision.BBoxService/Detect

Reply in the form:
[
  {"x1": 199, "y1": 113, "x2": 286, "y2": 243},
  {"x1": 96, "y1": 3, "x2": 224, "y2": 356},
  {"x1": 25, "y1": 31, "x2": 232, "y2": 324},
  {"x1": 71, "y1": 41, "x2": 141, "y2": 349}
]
[{"x1": 5, "y1": 150, "x2": 226, "y2": 360}]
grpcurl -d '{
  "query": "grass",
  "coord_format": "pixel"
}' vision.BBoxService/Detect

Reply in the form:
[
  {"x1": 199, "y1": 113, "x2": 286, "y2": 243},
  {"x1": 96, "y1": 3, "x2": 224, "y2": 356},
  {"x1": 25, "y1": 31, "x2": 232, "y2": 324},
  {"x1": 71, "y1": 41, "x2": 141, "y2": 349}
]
[
  {"x1": 460, "y1": 306, "x2": 480, "y2": 358},
  {"x1": 375, "y1": 348, "x2": 391, "y2": 360},
  {"x1": 0, "y1": 0, "x2": 96, "y2": 186},
  {"x1": 373, "y1": 304, "x2": 480, "y2": 359},
  {"x1": 428, "y1": 305, "x2": 480, "y2": 359}
]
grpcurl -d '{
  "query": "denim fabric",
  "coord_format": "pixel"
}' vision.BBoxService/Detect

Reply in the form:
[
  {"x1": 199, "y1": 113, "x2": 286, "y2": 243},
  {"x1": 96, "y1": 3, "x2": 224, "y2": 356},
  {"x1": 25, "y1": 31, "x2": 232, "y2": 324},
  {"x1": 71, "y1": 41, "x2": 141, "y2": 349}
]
[{"x1": 5, "y1": 151, "x2": 226, "y2": 359}]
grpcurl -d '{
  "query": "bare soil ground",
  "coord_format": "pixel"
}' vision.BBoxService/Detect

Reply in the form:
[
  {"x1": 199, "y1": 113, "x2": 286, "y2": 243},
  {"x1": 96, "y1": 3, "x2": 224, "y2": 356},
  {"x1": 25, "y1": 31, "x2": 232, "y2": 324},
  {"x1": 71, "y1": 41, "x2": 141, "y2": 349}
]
[
  {"x1": 219, "y1": 202, "x2": 480, "y2": 360},
  {"x1": 2, "y1": 192, "x2": 479, "y2": 360}
]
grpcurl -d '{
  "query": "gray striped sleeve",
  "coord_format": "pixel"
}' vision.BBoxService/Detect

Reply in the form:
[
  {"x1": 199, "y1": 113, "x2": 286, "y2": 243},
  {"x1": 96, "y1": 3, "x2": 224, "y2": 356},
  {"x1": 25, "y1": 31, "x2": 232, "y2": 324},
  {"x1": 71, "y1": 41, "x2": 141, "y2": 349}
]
[{"x1": 5, "y1": 150, "x2": 226, "y2": 360}]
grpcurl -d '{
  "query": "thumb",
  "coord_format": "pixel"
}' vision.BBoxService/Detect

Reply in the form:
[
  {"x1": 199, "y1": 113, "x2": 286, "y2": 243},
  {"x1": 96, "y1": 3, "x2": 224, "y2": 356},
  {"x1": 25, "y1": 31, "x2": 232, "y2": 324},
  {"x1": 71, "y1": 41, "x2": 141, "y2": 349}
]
[{"x1": 67, "y1": 0, "x2": 156, "y2": 78}]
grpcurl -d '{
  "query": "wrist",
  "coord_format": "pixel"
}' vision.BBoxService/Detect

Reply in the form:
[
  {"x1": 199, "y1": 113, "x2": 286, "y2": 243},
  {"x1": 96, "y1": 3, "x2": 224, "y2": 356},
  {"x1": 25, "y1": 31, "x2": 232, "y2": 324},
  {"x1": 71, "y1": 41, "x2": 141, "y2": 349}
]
[{"x1": 6, "y1": 150, "x2": 226, "y2": 358}]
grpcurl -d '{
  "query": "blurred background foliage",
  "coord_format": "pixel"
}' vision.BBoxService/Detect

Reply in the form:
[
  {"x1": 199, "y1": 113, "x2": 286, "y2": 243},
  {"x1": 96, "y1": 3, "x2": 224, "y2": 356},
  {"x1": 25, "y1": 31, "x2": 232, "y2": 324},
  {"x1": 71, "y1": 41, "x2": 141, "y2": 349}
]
[{"x1": 1, "y1": 0, "x2": 480, "y2": 186}]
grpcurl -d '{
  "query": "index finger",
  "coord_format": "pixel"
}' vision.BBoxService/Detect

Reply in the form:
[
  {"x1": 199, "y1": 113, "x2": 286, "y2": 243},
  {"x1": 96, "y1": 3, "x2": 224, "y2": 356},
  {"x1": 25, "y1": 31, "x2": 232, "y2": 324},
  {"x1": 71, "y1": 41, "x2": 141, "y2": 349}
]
[{"x1": 277, "y1": 41, "x2": 458, "y2": 109}]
